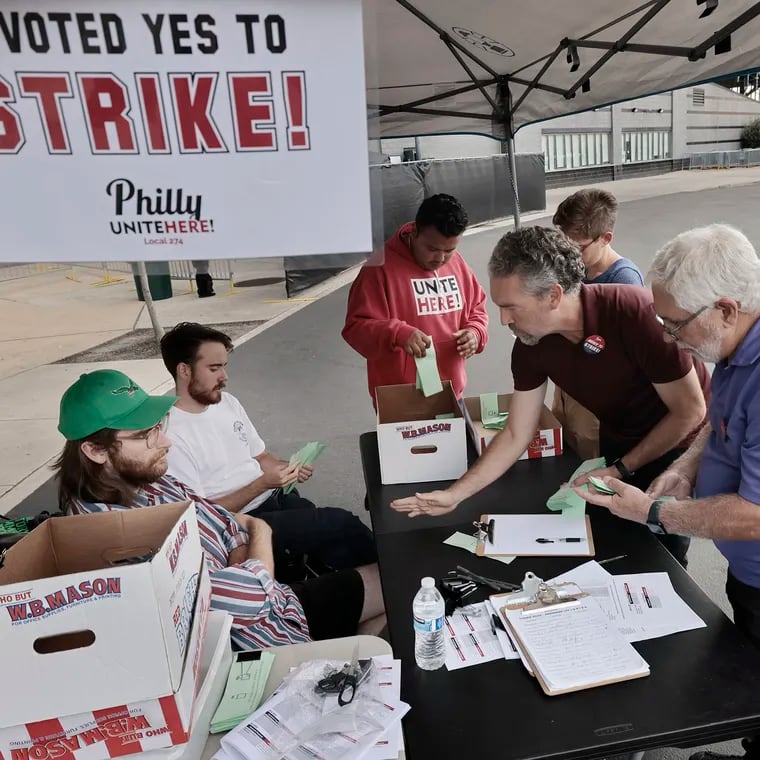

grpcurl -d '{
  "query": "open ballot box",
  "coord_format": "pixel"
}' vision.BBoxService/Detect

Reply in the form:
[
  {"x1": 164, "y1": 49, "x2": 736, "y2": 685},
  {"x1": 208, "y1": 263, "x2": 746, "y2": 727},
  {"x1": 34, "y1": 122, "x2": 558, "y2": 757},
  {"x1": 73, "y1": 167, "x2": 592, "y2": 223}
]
[
  {"x1": 0, "y1": 502, "x2": 212, "y2": 760},
  {"x1": 464, "y1": 393, "x2": 563, "y2": 459},
  {"x1": 376, "y1": 381, "x2": 467, "y2": 484}
]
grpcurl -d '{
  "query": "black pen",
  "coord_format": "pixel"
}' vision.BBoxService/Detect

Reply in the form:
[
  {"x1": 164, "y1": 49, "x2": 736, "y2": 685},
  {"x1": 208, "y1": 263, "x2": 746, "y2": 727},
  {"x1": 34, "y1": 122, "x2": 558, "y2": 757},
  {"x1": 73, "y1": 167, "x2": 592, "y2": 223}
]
[
  {"x1": 535, "y1": 537, "x2": 583, "y2": 543},
  {"x1": 491, "y1": 613, "x2": 505, "y2": 633}
]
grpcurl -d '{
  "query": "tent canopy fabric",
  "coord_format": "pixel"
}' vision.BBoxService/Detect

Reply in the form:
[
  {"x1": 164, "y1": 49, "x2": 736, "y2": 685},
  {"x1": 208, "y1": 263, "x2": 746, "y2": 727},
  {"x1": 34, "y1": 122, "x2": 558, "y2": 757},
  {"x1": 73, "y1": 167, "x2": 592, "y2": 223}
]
[{"x1": 364, "y1": 0, "x2": 760, "y2": 138}]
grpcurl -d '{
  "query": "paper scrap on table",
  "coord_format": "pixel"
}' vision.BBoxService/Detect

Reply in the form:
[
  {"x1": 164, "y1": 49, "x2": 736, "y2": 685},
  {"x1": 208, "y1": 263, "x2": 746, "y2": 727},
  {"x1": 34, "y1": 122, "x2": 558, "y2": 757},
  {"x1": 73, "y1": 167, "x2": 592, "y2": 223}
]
[
  {"x1": 550, "y1": 560, "x2": 706, "y2": 642},
  {"x1": 444, "y1": 531, "x2": 515, "y2": 565},
  {"x1": 285, "y1": 441, "x2": 326, "y2": 495},
  {"x1": 415, "y1": 336, "x2": 444, "y2": 397},
  {"x1": 479, "y1": 392, "x2": 509, "y2": 430},
  {"x1": 546, "y1": 456, "x2": 606, "y2": 518},
  {"x1": 445, "y1": 600, "x2": 521, "y2": 670}
]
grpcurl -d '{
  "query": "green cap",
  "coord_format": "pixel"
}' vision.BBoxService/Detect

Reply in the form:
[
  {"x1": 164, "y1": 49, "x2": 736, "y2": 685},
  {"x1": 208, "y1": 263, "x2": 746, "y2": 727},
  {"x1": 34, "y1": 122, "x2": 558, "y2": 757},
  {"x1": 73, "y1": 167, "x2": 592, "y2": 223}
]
[{"x1": 58, "y1": 369, "x2": 178, "y2": 441}]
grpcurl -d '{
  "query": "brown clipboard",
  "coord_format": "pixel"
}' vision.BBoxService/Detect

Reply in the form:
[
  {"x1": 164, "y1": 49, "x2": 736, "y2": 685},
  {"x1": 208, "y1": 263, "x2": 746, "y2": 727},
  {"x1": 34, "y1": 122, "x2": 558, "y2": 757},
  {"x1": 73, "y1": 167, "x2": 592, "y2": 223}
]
[
  {"x1": 474, "y1": 514, "x2": 596, "y2": 557},
  {"x1": 490, "y1": 582, "x2": 649, "y2": 696}
]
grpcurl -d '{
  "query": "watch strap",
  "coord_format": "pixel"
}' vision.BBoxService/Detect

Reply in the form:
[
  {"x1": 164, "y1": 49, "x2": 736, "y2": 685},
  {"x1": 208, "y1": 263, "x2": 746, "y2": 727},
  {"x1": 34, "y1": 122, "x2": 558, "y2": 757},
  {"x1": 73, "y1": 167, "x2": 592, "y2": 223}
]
[
  {"x1": 613, "y1": 457, "x2": 634, "y2": 480},
  {"x1": 646, "y1": 499, "x2": 667, "y2": 534}
]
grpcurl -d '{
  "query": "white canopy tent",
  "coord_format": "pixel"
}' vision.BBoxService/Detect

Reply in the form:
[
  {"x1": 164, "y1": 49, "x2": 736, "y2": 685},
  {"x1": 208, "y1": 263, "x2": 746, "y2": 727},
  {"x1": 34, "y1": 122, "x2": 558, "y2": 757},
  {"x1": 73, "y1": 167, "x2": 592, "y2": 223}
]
[{"x1": 363, "y1": 0, "x2": 760, "y2": 223}]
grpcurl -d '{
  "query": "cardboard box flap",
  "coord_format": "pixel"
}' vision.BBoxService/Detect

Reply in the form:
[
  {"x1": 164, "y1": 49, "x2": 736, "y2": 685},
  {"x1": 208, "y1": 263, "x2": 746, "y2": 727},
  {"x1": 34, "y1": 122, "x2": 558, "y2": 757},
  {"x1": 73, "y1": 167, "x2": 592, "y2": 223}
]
[
  {"x1": 376, "y1": 381, "x2": 461, "y2": 423},
  {"x1": 0, "y1": 522, "x2": 58, "y2": 584},
  {"x1": 0, "y1": 502, "x2": 192, "y2": 585}
]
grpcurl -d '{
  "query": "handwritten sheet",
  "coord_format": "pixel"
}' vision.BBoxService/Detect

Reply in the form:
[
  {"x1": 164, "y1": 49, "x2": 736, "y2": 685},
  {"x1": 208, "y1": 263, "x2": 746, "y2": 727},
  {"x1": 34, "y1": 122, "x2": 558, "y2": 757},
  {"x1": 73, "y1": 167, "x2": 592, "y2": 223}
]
[{"x1": 502, "y1": 589, "x2": 649, "y2": 693}]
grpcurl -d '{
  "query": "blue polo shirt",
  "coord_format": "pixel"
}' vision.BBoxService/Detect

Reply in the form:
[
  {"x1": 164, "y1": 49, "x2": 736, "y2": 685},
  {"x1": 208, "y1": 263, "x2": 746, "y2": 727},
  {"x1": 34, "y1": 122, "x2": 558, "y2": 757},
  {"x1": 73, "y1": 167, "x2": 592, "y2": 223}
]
[{"x1": 695, "y1": 317, "x2": 760, "y2": 588}]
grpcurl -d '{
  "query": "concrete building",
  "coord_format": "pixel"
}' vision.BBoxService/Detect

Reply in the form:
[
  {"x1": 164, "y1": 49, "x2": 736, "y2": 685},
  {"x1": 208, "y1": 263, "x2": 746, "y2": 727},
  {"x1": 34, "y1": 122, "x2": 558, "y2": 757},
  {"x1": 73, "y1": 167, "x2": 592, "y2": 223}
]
[{"x1": 374, "y1": 82, "x2": 760, "y2": 186}]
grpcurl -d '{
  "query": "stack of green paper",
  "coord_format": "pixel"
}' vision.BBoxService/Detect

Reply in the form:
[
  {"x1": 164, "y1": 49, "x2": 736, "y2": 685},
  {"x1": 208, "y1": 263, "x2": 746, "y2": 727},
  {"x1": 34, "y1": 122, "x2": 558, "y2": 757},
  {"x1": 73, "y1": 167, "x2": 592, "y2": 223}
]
[
  {"x1": 479, "y1": 392, "x2": 509, "y2": 430},
  {"x1": 546, "y1": 457, "x2": 607, "y2": 518},
  {"x1": 285, "y1": 441, "x2": 326, "y2": 495},
  {"x1": 415, "y1": 337, "x2": 444, "y2": 397},
  {"x1": 210, "y1": 650, "x2": 276, "y2": 733},
  {"x1": 587, "y1": 475, "x2": 617, "y2": 495}
]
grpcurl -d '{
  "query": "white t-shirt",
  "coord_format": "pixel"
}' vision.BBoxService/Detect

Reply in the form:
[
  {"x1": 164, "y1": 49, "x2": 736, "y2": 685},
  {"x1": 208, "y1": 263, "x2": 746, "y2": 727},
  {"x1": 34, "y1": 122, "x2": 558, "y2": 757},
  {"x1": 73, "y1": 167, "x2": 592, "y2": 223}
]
[{"x1": 166, "y1": 392, "x2": 274, "y2": 512}]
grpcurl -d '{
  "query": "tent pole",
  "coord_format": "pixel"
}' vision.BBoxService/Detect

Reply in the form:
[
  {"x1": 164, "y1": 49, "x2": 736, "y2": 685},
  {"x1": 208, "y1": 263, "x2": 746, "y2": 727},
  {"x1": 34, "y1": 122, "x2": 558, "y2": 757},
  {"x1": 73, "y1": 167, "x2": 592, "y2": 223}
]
[
  {"x1": 500, "y1": 79, "x2": 521, "y2": 229},
  {"x1": 505, "y1": 134, "x2": 521, "y2": 229},
  {"x1": 136, "y1": 261, "x2": 165, "y2": 348}
]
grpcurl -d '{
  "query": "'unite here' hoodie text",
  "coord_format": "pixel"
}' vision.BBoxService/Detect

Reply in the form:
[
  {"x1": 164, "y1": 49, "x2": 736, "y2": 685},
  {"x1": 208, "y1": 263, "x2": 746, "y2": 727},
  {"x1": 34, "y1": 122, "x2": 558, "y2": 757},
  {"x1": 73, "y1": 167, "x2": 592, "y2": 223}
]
[{"x1": 342, "y1": 222, "x2": 489, "y2": 403}]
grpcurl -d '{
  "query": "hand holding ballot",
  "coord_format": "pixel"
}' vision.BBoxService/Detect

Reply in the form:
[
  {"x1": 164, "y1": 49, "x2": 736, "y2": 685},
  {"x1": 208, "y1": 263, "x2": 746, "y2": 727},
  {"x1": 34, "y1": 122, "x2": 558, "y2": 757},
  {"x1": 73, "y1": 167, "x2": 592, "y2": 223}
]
[
  {"x1": 404, "y1": 328, "x2": 432, "y2": 357},
  {"x1": 574, "y1": 477, "x2": 652, "y2": 524},
  {"x1": 572, "y1": 463, "x2": 620, "y2": 487}
]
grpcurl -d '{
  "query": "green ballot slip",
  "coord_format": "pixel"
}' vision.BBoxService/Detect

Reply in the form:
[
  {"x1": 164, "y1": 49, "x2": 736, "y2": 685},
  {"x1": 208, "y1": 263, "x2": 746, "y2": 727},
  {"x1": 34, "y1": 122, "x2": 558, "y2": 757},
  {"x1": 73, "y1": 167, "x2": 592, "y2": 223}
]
[
  {"x1": 479, "y1": 392, "x2": 509, "y2": 430},
  {"x1": 210, "y1": 650, "x2": 275, "y2": 733},
  {"x1": 415, "y1": 337, "x2": 444, "y2": 397},
  {"x1": 546, "y1": 457, "x2": 607, "y2": 518},
  {"x1": 285, "y1": 441, "x2": 326, "y2": 495},
  {"x1": 587, "y1": 475, "x2": 617, "y2": 495}
]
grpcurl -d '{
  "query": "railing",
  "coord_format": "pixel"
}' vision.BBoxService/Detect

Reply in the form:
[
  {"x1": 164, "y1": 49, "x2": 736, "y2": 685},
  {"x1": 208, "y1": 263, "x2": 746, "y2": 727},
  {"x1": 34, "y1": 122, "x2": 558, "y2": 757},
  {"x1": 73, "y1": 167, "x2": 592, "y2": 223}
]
[
  {"x1": 0, "y1": 259, "x2": 234, "y2": 284},
  {"x1": 688, "y1": 148, "x2": 760, "y2": 169}
]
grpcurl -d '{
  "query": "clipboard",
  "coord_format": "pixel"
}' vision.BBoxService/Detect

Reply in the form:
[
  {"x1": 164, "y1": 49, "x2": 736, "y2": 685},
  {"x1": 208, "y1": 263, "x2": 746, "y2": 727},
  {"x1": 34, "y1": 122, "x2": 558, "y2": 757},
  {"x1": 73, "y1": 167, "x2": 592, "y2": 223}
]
[
  {"x1": 473, "y1": 514, "x2": 595, "y2": 557},
  {"x1": 490, "y1": 572, "x2": 650, "y2": 696}
]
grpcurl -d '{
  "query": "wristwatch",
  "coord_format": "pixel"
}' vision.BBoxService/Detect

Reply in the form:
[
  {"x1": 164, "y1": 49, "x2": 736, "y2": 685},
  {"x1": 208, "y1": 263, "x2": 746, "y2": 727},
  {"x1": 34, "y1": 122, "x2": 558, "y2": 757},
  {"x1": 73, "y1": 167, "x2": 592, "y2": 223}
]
[
  {"x1": 646, "y1": 499, "x2": 668, "y2": 535},
  {"x1": 613, "y1": 457, "x2": 634, "y2": 480}
]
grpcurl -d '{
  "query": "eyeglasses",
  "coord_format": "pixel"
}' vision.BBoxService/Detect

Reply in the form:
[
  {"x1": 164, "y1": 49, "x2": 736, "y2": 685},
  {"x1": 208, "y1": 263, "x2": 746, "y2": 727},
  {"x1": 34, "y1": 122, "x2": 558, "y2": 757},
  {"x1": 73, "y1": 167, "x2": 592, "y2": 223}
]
[
  {"x1": 117, "y1": 416, "x2": 170, "y2": 449},
  {"x1": 577, "y1": 237, "x2": 599, "y2": 253},
  {"x1": 655, "y1": 306, "x2": 708, "y2": 339}
]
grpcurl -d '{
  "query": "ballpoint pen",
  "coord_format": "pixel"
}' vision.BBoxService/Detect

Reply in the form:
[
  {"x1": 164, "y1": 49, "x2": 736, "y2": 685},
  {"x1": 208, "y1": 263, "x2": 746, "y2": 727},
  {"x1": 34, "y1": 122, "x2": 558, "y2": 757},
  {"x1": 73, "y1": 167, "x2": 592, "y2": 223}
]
[
  {"x1": 598, "y1": 553, "x2": 627, "y2": 565},
  {"x1": 535, "y1": 537, "x2": 584, "y2": 543}
]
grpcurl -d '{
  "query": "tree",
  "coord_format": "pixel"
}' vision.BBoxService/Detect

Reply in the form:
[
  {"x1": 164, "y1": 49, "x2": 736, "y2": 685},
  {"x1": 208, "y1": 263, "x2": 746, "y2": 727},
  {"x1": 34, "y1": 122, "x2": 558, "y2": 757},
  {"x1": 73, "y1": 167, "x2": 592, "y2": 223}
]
[{"x1": 741, "y1": 118, "x2": 760, "y2": 149}]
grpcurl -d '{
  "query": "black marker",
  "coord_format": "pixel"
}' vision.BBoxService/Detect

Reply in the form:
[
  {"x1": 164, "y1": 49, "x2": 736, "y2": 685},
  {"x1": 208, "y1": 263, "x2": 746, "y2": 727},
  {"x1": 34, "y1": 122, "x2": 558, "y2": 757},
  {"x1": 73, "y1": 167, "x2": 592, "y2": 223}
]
[{"x1": 535, "y1": 537, "x2": 583, "y2": 543}]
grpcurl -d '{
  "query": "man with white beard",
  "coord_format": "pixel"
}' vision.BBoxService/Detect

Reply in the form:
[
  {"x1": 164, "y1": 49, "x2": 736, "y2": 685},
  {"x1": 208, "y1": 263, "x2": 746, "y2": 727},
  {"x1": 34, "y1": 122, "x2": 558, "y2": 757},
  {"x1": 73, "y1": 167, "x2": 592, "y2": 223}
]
[
  {"x1": 577, "y1": 223, "x2": 760, "y2": 760},
  {"x1": 392, "y1": 226, "x2": 710, "y2": 566}
]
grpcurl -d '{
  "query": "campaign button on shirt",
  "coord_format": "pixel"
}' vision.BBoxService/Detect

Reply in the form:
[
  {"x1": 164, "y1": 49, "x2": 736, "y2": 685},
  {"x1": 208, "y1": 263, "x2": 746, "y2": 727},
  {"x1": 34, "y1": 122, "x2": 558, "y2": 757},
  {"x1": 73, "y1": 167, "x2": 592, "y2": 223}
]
[{"x1": 583, "y1": 335, "x2": 606, "y2": 355}]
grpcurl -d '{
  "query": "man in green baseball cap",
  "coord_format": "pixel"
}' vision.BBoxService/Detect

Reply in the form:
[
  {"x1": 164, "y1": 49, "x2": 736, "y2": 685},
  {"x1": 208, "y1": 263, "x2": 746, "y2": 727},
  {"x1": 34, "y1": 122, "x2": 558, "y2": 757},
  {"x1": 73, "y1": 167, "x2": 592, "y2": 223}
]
[
  {"x1": 58, "y1": 369, "x2": 177, "y2": 441},
  {"x1": 53, "y1": 369, "x2": 386, "y2": 650},
  {"x1": 56, "y1": 370, "x2": 177, "y2": 509}
]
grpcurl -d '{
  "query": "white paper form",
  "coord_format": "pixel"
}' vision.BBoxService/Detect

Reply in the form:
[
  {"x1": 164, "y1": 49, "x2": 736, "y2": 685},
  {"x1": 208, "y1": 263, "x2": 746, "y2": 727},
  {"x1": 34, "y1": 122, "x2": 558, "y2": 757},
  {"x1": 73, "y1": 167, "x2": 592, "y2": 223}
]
[
  {"x1": 501, "y1": 586, "x2": 649, "y2": 694},
  {"x1": 444, "y1": 601, "x2": 520, "y2": 670},
  {"x1": 362, "y1": 656, "x2": 403, "y2": 760},
  {"x1": 551, "y1": 561, "x2": 706, "y2": 642},
  {"x1": 484, "y1": 514, "x2": 589, "y2": 556}
]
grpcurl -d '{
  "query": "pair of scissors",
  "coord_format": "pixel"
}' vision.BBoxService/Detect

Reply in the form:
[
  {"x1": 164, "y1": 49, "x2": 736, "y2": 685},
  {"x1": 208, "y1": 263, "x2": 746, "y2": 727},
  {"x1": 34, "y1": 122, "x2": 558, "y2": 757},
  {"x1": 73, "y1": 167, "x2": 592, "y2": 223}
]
[
  {"x1": 337, "y1": 642, "x2": 360, "y2": 706},
  {"x1": 315, "y1": 642, "x2": 360, "y2": 706}
]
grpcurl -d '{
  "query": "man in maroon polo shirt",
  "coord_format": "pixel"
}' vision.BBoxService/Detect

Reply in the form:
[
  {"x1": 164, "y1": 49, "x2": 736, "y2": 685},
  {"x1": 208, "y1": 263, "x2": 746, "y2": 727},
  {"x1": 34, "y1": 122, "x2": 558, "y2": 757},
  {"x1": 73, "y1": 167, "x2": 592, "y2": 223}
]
[{"x1": 392, "y1": 226, "x2": 710, "y2": 565}]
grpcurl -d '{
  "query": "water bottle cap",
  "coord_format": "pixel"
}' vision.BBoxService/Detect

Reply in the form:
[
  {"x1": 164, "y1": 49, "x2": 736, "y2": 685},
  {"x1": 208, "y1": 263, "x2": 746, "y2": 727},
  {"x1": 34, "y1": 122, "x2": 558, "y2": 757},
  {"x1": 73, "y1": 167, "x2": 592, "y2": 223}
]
[{"x1": 421, "y1": 577, "x2": 435, "y2": 588}]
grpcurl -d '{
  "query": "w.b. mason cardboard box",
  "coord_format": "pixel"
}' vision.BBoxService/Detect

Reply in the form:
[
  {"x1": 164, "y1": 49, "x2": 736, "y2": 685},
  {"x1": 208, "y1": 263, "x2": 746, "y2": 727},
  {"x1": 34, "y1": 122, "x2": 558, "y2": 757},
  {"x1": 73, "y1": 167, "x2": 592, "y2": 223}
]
[
  {"x1": 376, "y1": 381, "x2": 468, "y2": 484},
  {"x1": 0, "y1": 502, "x2": 211, "y2": 760},
  {"x1": 464, "y1": 393, "x2": 563, "y2": 459}
]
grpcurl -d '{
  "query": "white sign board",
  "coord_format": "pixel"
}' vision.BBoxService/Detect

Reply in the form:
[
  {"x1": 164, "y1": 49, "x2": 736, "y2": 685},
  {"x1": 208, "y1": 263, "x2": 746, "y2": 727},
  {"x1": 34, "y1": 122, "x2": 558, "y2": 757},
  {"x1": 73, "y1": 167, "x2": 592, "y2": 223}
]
[{"x1": 0, "y1": 1, "x2": 371, "y2": 262}]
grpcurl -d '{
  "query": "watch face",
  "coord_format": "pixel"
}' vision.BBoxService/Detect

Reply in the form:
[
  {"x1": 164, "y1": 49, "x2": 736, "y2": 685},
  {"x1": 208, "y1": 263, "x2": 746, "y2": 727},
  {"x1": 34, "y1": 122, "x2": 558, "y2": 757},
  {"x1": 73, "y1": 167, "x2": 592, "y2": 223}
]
[{"x1": 647, "y1": 521, "x2": 666, "y2": 535}]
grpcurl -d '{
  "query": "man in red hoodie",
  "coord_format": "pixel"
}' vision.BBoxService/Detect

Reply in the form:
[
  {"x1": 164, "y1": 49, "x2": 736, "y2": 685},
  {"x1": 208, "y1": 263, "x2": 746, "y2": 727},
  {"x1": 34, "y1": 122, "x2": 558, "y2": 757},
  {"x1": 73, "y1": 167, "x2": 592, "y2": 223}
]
[{"x1": 342, "y1": 194, "x2": 489, "y2": 405}]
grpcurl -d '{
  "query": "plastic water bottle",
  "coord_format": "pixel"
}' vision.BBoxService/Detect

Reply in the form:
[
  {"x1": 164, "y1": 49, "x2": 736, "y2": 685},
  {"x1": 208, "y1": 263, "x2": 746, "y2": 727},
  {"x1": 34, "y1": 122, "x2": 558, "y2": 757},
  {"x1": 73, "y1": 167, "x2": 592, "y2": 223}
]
[{"x1": 413, "y1": 577, "x2": 446, "y2": 670}]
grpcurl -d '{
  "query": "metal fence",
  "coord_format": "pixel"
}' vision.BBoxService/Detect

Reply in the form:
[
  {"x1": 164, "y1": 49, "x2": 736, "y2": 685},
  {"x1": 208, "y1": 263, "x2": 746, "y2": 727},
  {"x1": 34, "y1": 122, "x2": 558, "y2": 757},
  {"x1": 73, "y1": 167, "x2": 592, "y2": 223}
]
[
  {"x1": 688, "y1": 148, "x2": 760, "y2": 169},
  {"x1": 0, "y1": 259, "x2": 233, "y2": 284}
]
